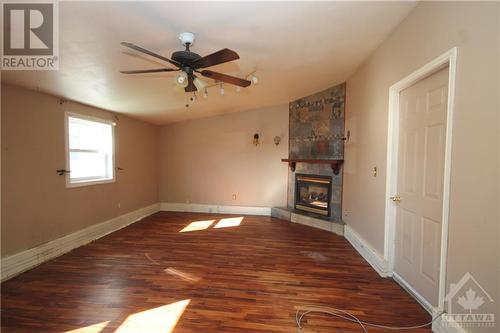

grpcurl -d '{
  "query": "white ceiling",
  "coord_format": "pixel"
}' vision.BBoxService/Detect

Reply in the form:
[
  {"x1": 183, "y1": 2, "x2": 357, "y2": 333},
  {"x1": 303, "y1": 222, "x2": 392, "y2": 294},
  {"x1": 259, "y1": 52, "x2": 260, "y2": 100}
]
[{"x1": 2, "y1": 1, "x2": 416, "y2": 124}]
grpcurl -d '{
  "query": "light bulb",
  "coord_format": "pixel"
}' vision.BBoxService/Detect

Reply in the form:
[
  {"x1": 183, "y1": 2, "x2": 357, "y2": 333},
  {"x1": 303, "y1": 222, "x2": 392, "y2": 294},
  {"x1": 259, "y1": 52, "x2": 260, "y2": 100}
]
[
  {"x1": 175, "y1": 72, "x2": 188, "y2": 88},
  {"x1": 220, "y1": 84, "x2": 225, "y2": 96},
  {"x1": 193, "y1": 77, "x2": 207, "y2": 91},
  {"x1": 203, "y1": 88, "x2": 208, "y2": 99},
  {"x1": 251, "y1": 75, "x2": 258, "y2": 85}
]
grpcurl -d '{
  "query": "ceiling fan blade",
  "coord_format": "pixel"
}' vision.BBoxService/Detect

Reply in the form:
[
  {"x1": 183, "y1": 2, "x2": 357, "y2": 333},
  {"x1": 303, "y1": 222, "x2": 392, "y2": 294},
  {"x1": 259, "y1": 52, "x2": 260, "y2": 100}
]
[
  {"x1": 120, "y1": 68, "x2": 178, "y2": 74},
  {"x1": 185, "y1": 77, "x2": 197, "y2": 92},
  {"x1": 200, "y1": 70, "x2": 251, "y2": 87},
  {"x1": 120, "y1": 42, "x2": 181, "y2": 67},
  {"x1": 192, "y1": 48, "x2": 240, "y2": 69}
]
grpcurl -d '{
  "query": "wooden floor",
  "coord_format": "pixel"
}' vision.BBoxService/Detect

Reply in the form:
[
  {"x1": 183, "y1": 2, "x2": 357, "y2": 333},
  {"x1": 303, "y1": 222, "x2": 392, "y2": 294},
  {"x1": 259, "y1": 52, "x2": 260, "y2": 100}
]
[{"x1": 1, "y1": 212, "x2": 430, "y2": 332}]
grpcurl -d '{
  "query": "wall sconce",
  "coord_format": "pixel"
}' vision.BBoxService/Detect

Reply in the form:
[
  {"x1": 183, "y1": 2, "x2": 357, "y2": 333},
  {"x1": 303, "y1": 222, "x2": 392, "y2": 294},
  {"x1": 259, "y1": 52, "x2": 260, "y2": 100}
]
[
  {"x1": 345, "y1": 130, "x2": 350, "y2": 142},
  {"x1": 253, "y1": 133, "x2": 260, "y2": 146},
  {"x1": 273, "y1": 136, "x2": 281, "y2": 146}
]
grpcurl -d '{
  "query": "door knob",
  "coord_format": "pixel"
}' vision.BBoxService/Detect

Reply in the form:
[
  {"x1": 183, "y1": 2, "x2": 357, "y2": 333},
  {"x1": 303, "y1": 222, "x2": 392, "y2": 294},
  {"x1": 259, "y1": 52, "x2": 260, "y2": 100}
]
[{"x1": 390, "y1": 195, "x2": 401, "y2": 204}]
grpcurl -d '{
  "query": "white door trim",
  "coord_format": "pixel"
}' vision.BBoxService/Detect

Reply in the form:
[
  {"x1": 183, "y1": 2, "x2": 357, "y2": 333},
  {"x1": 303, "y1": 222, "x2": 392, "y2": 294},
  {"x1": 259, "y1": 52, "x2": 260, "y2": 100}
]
[{"x1": 384, "y1": 47, "x2": 457, "y2": 312}]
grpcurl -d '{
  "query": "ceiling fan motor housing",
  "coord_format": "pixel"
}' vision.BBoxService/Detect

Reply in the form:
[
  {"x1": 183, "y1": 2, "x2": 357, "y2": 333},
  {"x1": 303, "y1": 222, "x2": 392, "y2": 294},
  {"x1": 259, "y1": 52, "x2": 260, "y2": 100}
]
[{"x1": 171, "y1": 50, "x2": 202, "y2": 66}]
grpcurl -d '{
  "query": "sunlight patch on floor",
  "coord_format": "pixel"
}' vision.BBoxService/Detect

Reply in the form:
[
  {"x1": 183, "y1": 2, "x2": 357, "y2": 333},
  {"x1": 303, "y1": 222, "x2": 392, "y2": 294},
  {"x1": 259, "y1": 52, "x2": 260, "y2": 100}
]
[
  {"x1": 213, "y1": 217, "x2": 244, "y2": 229},
  {"x1": 62, "y1": 300, "x2": 190, "y2": 333},
  {"x1": 64, "y1": 321, "x2": 110, "y2": 333},
  {"x1": 115, "y1": 299, "x2": 190, "y2": 333},
  {"x1": 179, "y1": 220, "x2": 215, "y2": 232}
]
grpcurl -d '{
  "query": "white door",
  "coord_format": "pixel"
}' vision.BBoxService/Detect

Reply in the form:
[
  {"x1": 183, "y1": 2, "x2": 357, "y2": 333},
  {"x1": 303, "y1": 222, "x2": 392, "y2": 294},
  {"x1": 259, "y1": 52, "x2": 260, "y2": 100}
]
[{"x1": 393, "y1": 67, "x2": 449, "y2": 307}]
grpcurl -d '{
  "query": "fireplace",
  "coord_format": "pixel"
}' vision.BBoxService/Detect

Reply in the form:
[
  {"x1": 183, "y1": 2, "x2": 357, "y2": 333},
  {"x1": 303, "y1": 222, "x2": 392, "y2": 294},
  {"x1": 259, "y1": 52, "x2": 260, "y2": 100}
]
[{"x1": 295, "y1": 174, "x2": 332, "y2": 217}]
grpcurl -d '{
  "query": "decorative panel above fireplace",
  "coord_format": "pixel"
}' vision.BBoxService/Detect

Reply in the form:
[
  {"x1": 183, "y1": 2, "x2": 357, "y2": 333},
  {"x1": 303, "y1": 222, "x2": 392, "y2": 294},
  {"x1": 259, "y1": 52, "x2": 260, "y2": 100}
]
[{"x1": 289, "y1": 83, "x2": 345, "y2": 160}]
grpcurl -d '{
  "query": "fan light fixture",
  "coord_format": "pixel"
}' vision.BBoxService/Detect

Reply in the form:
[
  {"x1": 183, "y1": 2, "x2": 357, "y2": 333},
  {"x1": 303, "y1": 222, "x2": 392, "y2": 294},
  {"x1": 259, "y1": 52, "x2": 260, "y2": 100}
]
[
  {"x1": 175, "y1": 71, "x2": 188, "y2": 88},
  {"x1": 251, "y1": 74, "x2": 258, "y2": 85},
  {"x1": 193, "y1": 77, "x2": 207, "y2": 91},
  {"x1": 178, "y1": 32, "x2": 195, "y2": 46}
]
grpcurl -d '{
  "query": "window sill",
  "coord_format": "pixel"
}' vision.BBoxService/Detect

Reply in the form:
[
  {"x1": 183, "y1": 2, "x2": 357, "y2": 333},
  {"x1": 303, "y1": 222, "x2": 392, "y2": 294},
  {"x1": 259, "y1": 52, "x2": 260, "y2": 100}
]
[{"x1": 66, "y1": 178, "x2": 115, "y2": 188}]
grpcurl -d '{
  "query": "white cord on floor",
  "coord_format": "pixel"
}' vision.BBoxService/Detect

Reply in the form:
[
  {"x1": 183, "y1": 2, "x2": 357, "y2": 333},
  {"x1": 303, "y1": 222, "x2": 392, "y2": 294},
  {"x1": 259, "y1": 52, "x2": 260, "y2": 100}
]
[{"x1": 295, "y1": 305, "x2": 444, "y2": 332}]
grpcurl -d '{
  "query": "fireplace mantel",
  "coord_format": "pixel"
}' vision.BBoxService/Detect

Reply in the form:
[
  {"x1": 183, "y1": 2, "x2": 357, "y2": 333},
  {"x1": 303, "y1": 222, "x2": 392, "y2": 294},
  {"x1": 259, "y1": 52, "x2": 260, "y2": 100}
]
[{"x1": 281, "y1": 158, "x2": 344, "y2": 175}]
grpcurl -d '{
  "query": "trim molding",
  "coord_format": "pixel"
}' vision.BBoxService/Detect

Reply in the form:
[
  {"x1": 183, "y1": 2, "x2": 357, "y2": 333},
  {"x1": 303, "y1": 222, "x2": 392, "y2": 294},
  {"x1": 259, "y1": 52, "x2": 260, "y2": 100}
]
[
  {"x1": 160, "y1": 202, "x2": 271, "y2": 216},
  {"x1": 393, "y1": 272, "x2": 433, "y2": 314},
  {"x1": 344, "y1": 225, "x2": 389, "y2": 277},
  {"x1": 1, "y1": 203, "x2": 161, "y2": 281}
]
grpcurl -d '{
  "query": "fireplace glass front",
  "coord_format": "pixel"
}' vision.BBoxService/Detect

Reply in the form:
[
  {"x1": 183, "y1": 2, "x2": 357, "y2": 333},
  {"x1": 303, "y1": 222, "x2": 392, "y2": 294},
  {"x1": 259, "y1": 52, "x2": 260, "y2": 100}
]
[{"x1": 295, "y1": 174, "x2": 332, "y2": 217}]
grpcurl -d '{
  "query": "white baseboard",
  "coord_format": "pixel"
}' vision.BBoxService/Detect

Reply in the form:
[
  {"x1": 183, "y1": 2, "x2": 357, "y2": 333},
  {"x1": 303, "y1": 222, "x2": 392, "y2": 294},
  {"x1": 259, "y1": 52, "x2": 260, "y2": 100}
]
[
  {"x1": 160, "y1": 202, "x2": 271, "y2": 216},
  {"x1": 1, "y1": 203, "x2": 161, "y2": 281},
  {"x1": 433, "y1": 315, "x2": 468, "y2": 333},
  {"x1": 343, "y1": 228, "x2": 468, "y2": 333},
  {"x1": 344, "y1": 225, "x2": 390, "y2": 277},
  {"x1": 393, "y1": 272, "x2": 434, "y2": 314},
  {"x1": 393, "y1": 277, "x2": 468, "y2": 333}
]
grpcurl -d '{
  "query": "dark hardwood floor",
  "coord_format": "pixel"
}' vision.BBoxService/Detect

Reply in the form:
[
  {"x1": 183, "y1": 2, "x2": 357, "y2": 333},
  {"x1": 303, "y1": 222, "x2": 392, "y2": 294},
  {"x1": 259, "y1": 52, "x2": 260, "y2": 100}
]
[{"x1": 1, "y1": 212, "x2": 430, "y2": 332}]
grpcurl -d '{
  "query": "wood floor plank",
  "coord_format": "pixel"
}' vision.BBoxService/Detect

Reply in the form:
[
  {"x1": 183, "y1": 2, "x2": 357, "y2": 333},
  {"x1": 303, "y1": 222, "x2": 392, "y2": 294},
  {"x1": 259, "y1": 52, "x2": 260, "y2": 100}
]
[{"x1": 1, "y1": 212, "x2": 431, "y2": 332}]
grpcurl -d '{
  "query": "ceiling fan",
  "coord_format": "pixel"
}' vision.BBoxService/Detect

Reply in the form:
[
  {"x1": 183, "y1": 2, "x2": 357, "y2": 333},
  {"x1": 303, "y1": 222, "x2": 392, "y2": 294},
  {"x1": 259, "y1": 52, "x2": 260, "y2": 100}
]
[{"x1": 120, "y1": 32, "x2": 251, "y2": 93}]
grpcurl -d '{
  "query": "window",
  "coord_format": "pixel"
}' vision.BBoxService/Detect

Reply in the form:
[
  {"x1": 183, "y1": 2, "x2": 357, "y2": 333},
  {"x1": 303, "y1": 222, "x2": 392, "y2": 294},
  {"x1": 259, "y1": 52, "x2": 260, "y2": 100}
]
[{"x1": 65, "y1": 113, "x2": 115, "y2": 187}]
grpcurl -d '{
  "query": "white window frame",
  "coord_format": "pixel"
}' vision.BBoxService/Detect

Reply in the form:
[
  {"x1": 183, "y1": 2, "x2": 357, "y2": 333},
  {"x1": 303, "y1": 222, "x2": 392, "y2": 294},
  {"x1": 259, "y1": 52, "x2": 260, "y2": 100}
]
[{"x1": 64, "y1": 112, "x2": 116, "y2": 188}]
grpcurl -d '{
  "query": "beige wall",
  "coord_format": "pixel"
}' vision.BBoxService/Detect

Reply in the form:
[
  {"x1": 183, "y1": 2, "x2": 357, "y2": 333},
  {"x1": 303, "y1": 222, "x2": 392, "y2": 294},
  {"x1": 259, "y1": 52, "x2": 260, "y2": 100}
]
[
  {"x1": 159, "y1": 105, "x2": 289, "y2": 207},
  {"x1": 343, "y1": 2, "x2": 499, "y2": 328},
  {"x1": 497, "y1": 3, "x2": 500, "y2": 320},
  {"x1": 1, "y1": 84, "x2": 160, "y2": 257}
]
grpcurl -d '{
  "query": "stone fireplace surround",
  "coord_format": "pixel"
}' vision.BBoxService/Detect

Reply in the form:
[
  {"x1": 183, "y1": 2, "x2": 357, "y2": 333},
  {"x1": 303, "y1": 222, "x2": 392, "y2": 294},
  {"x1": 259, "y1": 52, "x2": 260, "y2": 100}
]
[{"x1": 272, "y1": 82, "x2": 345, "y2": 235}]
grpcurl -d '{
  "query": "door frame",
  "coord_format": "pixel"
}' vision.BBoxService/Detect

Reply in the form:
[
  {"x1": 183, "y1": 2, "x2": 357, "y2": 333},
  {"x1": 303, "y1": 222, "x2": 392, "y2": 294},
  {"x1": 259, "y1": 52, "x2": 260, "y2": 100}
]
[{"x1": 383, "y1": 47, "x2": 457, "y2": 313}]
